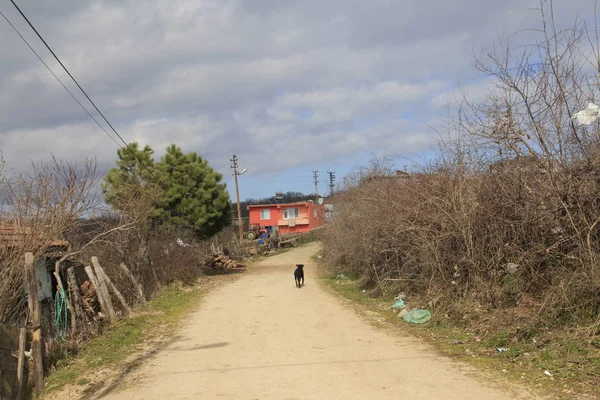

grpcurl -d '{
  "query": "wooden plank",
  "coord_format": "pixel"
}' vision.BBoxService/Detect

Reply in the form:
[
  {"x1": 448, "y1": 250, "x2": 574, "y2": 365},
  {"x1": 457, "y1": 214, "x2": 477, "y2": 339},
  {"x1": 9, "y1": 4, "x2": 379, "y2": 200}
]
[
  {"x1": 0, "y1": 325, "x2": 19, "y2": 350},
  {"x1": 118, "y1": 263, "x2": 146, "y2": 305},
  {"x1": 0, "y1": 348, "x2": 17, "y2": 371},
  {"x1": 67, "y1": 268, "x2": 87, "y2": 337},
  {"x1": 15, "y1": 327, "x2": 26, "y2": 400},
  {"x1": 91, "y1": 257, "x2": 117, "y2": 321},
  {"x1": 84, "y1": 266, "x2": 114, "y2": 323},
  {"x1": 0, "y1": 369, "x2": 17, "y2": 399},
  {"x1": 24, "y1": 252, "x2": 44, "y2": 396},
  {"x1": 93, "y1": 260, "x2": 131, "y2": 314}
]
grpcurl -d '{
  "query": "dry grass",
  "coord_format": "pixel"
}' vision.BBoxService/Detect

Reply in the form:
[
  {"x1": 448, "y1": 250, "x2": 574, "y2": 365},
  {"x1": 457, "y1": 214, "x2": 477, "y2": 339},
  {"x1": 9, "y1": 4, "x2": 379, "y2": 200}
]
[{"x1": 319, "y1": 270, "x2": 600, "y2": 400}]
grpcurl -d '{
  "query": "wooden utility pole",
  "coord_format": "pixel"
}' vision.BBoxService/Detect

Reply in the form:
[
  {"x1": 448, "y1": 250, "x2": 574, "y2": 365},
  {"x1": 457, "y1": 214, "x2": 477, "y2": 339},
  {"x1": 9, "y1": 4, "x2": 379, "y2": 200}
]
[
  {"x1": 24, "y1": 252, "x2": 44, "y2": 396},
  {"x1": 230, "y1": 154, "x2": 245, "y2": 246}
]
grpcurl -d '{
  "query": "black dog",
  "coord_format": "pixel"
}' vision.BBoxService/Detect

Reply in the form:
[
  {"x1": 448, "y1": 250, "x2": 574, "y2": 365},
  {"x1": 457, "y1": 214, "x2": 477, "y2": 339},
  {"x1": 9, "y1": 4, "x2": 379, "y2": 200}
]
[{"x1": 294, "y1": 264, "x2": 304, "y2": 288}]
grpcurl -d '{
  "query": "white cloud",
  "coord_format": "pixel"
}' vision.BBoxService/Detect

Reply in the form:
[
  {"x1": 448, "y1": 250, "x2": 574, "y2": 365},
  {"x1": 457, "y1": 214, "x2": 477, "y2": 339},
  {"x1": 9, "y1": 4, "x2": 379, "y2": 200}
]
[{"x1": 0, "y1": 0, "x2": 598, "y2": 195}]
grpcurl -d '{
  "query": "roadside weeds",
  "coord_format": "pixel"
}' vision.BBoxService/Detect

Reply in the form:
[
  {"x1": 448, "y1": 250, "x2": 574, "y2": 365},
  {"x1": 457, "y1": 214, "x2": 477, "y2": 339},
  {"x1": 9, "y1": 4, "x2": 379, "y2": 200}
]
[
  {"x1": 41, "y1": 274, "x2": 241, "y2": 400},
  {"x1": 318, "y1": 270, "x2": 600, "y2": 400}
]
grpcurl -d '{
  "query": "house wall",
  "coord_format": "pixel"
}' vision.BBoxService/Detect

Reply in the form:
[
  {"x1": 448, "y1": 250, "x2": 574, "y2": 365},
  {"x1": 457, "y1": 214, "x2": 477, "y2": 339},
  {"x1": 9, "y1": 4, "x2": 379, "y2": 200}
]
[
  {"x1": 307, "y1": 203, "x2": 326, "y2": 229},
  {"x1": 279, "y1": 203, "x2": 326, "y2": 234},
  {"x1": 248, "y1": 205, "x2": 280, "y2": 227},
  {"x1": 249, "y1": 203, "x2": 327, "y2": 234},
  {"x1": 34, "y1": 259, "x2": 53, "y2": 301}
]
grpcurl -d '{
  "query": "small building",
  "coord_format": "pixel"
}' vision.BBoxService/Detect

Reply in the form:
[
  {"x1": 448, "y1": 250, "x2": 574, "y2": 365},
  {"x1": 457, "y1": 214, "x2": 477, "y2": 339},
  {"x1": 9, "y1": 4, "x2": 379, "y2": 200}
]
[
  {"x1": 0, "y1": 225, "x2": 71, "y2": 319},
  {"x1": 247, "y1": 201, "x2": 326, "y2": 235}
]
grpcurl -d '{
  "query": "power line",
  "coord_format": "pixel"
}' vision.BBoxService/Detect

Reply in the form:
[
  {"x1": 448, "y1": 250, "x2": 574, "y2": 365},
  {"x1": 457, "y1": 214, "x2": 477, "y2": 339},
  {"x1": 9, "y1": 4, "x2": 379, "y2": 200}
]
[
  {"x1": 0, "y1": 9, "x2": 122, "y2": 148},
  {"x1": 10, "y1": 0, "x2": 130, "y2": 148},
  {"x1": 9, "y1": 0, "x2": 161, "y2": 183},
  {"x1": 3, "y1": 5, "x2": 208, "y2": 233}
]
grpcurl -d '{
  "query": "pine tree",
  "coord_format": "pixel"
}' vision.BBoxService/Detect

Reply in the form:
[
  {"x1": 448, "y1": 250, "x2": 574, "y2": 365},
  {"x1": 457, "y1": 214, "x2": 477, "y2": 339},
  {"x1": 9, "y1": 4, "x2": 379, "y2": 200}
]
[
  {"x1": 103, "y1": 143, "x2": 231, "y2": 238},
  {"x1": 156, "y1": 145, "x2": 231, "y2": 237},
  {"x1": 101, "y1": 143, "x2": 157, "y2": 209}
]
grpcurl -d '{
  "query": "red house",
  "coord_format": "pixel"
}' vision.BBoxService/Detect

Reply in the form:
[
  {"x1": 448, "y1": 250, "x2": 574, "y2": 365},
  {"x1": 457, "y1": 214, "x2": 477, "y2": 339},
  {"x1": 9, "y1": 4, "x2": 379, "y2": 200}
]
[{"x1": 247, "y1": 201, "x2": 326, "y2": 236}]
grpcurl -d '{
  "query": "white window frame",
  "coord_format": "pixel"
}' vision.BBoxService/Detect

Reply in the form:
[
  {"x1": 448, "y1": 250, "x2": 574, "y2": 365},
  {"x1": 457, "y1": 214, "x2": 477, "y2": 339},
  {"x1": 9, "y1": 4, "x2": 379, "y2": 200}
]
[
  {"x1": 283, "y1": 207, "x2": 299, "y2": 219},
  {"x1": 260, "y1": 209, "x2": 271, "y2": 220}
]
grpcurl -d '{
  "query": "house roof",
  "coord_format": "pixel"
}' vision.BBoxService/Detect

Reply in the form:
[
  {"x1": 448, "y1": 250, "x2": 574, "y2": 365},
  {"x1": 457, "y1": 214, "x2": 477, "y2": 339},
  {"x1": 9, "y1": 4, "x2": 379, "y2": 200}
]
[
  {"x1": 247, "y1": 201, "x2": 320, "y2": 209},
  {"x1": 0, "y1": 225, "x2": 69, "y2": 250}
]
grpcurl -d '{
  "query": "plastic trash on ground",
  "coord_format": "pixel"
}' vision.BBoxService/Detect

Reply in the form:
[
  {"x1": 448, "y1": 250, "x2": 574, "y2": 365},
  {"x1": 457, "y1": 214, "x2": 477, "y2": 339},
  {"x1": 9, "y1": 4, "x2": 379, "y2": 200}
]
[
  {"x1": 402, "y1": 309, "x2": 432, "y2": 324},
  {"x1": 390, "y1": 299, "x2": 405, "y2": 310},
  {"x1": 335, "y1": 273, "x2": 349, "y2": 280}
]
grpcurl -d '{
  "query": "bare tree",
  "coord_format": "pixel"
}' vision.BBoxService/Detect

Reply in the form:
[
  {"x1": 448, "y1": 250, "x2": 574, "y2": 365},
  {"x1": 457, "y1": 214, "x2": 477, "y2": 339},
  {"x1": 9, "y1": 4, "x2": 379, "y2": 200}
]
[{"x1": 323, "y1": 1, "x2": 600, "y2": 336}]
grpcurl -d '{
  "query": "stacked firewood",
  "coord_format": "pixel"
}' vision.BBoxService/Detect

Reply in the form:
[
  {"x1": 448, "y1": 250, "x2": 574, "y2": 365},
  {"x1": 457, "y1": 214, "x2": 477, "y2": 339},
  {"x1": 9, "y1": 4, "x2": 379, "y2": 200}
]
[
  {"x1": 203, "y1": 254, "x2": 246, "y2": 270},
  {"x1": 80, "y1": 281, "x2": 98, "y2": 318}
]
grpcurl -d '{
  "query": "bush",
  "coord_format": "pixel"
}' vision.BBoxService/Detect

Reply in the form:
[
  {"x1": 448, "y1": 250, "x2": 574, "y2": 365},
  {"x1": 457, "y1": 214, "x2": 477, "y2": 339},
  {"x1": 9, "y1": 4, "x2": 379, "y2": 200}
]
[{"x1": 322, "y1": 3, "x2": 600, "y2": 336}]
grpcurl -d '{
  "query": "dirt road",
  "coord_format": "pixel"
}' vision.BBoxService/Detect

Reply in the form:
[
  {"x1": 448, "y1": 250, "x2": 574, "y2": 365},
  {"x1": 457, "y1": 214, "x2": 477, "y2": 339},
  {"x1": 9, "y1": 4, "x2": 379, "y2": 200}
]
[{"x1": 102, "y1": 242, "x2": 538, "y2": 400}]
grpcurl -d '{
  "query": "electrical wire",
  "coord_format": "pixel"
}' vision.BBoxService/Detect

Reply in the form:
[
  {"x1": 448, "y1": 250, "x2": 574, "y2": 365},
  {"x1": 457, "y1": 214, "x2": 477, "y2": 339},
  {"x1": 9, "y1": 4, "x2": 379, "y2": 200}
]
[
  {"x1": 0, "y1": 9, "x2": 122, "y2": 148},
  {"x1": 9, "y1": 0, "x2": 161, "y2": 182},
  {"x1": 5, "y1": 3, "x2": 230, "y2": 228}
]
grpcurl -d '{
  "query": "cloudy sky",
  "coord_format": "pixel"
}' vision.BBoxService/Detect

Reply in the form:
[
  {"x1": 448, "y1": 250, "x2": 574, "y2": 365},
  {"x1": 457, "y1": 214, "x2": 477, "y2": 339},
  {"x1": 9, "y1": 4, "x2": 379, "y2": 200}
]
[{"x1": 0, "y1": 0, "x2": 595, "y2": 199}]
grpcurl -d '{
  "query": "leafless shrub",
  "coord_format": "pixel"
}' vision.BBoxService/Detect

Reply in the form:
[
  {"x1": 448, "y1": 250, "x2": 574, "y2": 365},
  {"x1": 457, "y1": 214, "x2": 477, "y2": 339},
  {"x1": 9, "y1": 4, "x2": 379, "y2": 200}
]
[
  {"x1": 0, "y1": 157, "x2": 102, "y2": 322},
  {"x1": 323, "y1": 1, "x2": 600, "y2": 335}
]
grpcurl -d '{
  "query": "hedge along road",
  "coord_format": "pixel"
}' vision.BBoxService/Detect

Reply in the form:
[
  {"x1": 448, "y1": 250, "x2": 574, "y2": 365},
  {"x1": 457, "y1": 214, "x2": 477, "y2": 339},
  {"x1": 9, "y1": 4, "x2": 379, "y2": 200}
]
[{"x1": 102, "y1": 242, "x2": 539, "y2": 400}]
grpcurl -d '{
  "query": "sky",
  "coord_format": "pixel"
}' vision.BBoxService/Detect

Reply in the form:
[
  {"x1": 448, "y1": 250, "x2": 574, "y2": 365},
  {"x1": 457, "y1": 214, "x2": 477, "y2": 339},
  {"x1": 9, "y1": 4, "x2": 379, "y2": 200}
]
[{"x1": 0, "y1": 0, "x2": 596, "y2": 200}]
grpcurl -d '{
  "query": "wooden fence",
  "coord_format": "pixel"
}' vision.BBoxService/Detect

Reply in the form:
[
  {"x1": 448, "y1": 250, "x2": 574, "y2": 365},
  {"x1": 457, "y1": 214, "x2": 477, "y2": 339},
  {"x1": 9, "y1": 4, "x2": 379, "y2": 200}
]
[
  {"x1": 17, "y1": 252, "x2": 146, "y2": 398},
  {"x1": 0, "y1": 324, "x2": 29, "y2": 400}
]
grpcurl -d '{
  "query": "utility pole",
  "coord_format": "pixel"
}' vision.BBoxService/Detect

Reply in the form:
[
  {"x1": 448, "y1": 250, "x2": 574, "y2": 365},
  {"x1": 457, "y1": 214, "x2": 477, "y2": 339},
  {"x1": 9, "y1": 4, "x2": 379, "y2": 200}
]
[
  {"x1": 328, "y1": 171, "x2": 335, "y2": 197},
  {"x1": 312, "y1": 170, "x2": 319, "y2": 199},
  {"x1": 230, "y1": 155, "x2": 245, "y2": 246}
]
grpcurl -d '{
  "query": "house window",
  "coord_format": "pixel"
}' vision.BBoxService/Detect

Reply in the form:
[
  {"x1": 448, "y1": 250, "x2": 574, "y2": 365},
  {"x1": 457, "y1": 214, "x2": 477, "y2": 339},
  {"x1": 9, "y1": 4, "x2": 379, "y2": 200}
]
[
  {"x1": 314, "y1": 209, "x2": 318, "y2": 218},
  {"x1": 283, "y1": 208, "x2": 299, "y2": 219},
  {"x1": 260, "y1": 209, "x2": 270, "y2": 220}
]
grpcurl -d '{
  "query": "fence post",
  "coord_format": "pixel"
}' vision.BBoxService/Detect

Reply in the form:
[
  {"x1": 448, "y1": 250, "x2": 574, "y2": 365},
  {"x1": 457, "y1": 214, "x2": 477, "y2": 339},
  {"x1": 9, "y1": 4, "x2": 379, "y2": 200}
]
[
  {"x1": 15, "y1": 326, "x2": 27, "y2": 400},
  {"x1": 84, "y1": 265, "x2": 115, "y2": 323},
  {"x1": 91, "y1": 257, "x2": 119, "y2": 318},
  {"x1": 93, "y1": 259, "x2": 131, "y2": 313},
  {"x1": 67, "y1": 267, "x2": 87, "y2": 336},
  {"x1": 24, "y1": 252, "x2": 44, "y2": 396},
  {"x1": 118, "y1": 263, "x2": 146, "y2": 305}
]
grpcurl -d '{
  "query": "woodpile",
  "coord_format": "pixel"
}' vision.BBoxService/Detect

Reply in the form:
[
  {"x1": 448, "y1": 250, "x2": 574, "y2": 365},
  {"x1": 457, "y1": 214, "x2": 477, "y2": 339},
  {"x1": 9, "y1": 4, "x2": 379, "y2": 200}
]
[
  {"x1": 80, "y1": 281, "x2": 98, "y2": 318},
  {"x1": 203, "y1": 254, "x2": 246, "y2": 270}
]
